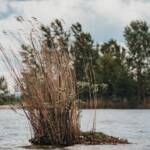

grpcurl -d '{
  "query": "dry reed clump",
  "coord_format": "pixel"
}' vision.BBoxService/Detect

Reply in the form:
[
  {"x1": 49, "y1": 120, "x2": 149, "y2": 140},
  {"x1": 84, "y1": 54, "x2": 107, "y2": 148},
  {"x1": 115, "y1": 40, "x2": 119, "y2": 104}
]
[
  {"x1": 22, "y1": 48, "x2": 80, "y2": 146},
  {"x1": 0, "y1": 19, "x2": 80, "y2": 146}
]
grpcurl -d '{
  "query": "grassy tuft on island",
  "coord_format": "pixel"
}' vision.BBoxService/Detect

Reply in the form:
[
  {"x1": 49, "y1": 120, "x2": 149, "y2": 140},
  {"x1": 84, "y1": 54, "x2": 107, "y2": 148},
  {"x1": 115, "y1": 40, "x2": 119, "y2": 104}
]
[{"x1": 80, "y1": 131, "x2": 129, "y2": 145}]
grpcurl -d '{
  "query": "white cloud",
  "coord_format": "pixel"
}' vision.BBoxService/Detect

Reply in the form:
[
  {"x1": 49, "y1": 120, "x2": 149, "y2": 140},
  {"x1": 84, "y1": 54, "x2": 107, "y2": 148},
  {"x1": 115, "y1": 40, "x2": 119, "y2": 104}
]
[
  {"x1": 0, "y1": 0, "x2": 150, "y2": 36},
  {"x1": 0, "y1": 1, "x2": 8, "y2": 13},
  {"x1": 90, "y1": 0, "x2": 150, "y2": 25},
  {"x1": 0, "y1": 0, "x2": 150, "y2": 91}
]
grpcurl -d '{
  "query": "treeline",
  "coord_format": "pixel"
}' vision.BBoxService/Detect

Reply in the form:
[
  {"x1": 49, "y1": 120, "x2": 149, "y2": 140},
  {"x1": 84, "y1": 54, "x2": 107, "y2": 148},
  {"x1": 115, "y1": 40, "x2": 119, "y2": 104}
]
[
  {"x1": 2, "y1": 19, "x2": 150, "y2": 107},
  {"x1": 70, "y1": 20, "x2": 150, "y2": 107},
  {"x1": 0, "y1": 76, "x2": 19, "y2": 105},
  {"x1": 40, "y1": 19, "x2": 150, "y2": 107}
]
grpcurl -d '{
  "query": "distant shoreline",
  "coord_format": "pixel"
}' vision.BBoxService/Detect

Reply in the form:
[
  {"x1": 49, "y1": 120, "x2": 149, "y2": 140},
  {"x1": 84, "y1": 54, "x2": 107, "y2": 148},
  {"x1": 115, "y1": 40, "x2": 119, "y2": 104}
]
[
  {"x1": 0, "y1": 104, "x2": 150, "y2": 110},
  {"x1": 0, "y1": 104, "x2": 21, "y2": 109}
]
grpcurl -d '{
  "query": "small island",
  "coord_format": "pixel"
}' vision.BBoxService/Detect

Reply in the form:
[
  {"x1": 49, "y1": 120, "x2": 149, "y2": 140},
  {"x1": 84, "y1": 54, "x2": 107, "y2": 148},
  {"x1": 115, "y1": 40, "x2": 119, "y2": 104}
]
[{"x1": 30, "y1": 131, "x2": 128, "y2": 146}]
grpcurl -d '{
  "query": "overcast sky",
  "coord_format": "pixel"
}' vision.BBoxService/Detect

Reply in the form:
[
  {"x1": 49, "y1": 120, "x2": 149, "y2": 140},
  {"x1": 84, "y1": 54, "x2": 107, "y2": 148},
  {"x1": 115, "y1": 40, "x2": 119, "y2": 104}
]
[{"x1": 0, "y1": 0, "x2": 150, "y2": 91}]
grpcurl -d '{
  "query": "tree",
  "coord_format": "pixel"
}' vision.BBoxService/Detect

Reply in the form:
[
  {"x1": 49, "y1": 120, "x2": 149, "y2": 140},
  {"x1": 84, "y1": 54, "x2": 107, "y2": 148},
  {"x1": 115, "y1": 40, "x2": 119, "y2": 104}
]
[
  {"x1": 71, "y1": 23, "x2": 99, "y2": 100},
  {"x1": 0, "y1": 76, "x2": 8, "y2": 95},
  {"x1": 97, "y1": 39, "x2": 135, "y2": 99},
  {"x1": 71, "y1": 23, "x2": 99, "y2": 82},
  {"x1": 124, "y1": 20, "x2": 150, "y2": 101},
  {"x1": 0, "y1": 76, "x2": 9, "y2": 104}
]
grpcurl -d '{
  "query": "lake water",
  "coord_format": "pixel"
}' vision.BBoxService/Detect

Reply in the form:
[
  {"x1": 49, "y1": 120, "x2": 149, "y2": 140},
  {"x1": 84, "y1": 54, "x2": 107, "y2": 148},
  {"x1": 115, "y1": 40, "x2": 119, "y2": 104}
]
[{"x1": 0, "y1": 109, "x2": 150, "y2": 150}]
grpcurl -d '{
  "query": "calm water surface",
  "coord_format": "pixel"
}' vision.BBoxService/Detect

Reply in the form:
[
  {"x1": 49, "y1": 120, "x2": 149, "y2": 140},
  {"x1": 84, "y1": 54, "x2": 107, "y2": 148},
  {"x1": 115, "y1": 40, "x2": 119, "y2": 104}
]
[{"x1": 0, "y1": 109, "x2": 150, "y2": 150}]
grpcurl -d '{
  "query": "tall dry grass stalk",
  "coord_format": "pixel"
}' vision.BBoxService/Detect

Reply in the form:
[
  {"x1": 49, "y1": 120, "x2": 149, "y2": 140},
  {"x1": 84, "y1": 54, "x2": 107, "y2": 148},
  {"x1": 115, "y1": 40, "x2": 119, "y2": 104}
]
[
  {"x1": 22, "y1": 49, "x2": 80, "y2": 145},
  {"x1": 0, "y1": 19, "x2": 80, "y2": 146}
]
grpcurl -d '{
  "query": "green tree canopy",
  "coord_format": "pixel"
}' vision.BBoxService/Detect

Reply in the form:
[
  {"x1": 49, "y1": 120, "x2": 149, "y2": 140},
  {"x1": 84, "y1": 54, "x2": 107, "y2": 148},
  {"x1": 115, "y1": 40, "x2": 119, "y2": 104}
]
[
  {"x1": 124, "y1": 20, "x2": 150, "y2": 101},
  {"x1": 97, "y1": 39, "x2": 135, "y2": 99},
  {"x1": 71, "y1": 23, "x2": 99, "y2": 82}
]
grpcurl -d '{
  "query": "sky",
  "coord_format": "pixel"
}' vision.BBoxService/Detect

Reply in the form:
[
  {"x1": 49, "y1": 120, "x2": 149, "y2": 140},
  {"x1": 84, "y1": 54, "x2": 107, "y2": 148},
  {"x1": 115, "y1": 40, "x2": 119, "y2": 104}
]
[{"x1": 0, "y1": 0, "x2": 150, "y2": 91}]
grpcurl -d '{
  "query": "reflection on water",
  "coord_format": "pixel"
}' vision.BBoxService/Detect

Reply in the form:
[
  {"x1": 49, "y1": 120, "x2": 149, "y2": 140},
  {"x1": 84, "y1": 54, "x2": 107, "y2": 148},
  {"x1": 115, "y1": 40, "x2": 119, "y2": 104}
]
[{"x1": 0, "y1": 109, "x2": 150, "y2": 150}]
